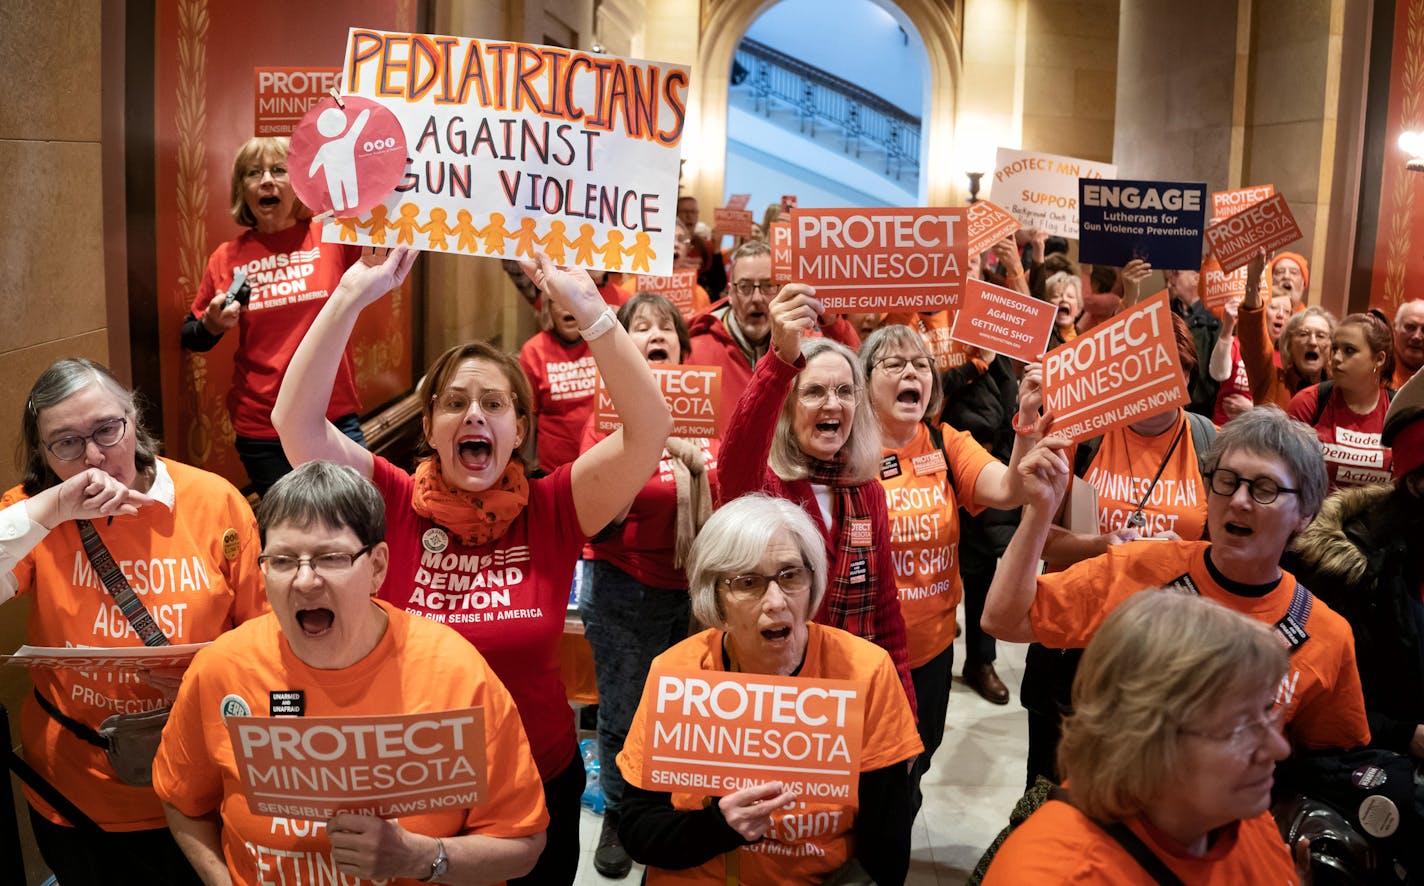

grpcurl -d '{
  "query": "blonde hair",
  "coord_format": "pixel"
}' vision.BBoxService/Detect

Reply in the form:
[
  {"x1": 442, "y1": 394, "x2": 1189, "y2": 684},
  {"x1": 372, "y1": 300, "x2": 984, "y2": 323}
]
[
  {"x1": 769, "y1": 338, "x2": 882, "y2": 484},
  {"x1": 1058, "y1": 589, "x2": 1287, "y2": 822},
  {"x1": 229, "y1": 137, "x2": 308, "y2": 227}
]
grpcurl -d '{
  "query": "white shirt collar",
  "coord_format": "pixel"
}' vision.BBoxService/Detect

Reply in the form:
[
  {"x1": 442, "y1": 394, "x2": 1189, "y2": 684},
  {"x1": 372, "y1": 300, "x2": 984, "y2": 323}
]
[{"x1": 148, "y1": 459, "x2": 176, "y2": 512}]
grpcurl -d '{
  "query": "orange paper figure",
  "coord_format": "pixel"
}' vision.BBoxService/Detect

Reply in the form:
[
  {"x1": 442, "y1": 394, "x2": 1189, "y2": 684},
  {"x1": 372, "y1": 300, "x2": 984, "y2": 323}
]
[
  {"x1": 392, "y1": 203, "x2": 421, "y2": 246},
  {"x1": 479, "y1": 212, "x2": 511, "y2": 254},
  {"x1": 627, "y1": 232, "x2": 657, "y2": 273},
  {"x1": 572, "y1": 223, "x2": 599, "y2": 266},
  {"x1": 418, "y1": 208, "x2": 453, "y2": 251},
  {"x1": 454, "y1": 209, "x2": 480, "y2": 253},
  {"x1": 595, "y1": 231, "x2": 627, "y2": 270},
  {"x1": 513, "y1": 217, "x2": 541, "y2": 259},
  {"x1": 358, "y1": 205, "x2": 390, "y2": 245},
  {"x1": 334, "y1": 216, "x2": 360, "y2": 243},
  {"x1": 539, "y1": 220, "x2": 571, "y2": 264}
]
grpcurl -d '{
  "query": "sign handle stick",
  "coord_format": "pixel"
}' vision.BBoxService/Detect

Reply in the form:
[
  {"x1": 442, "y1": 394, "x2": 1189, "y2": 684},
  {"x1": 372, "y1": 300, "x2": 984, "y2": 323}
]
[{"x1": 328, "y1": 88, "x2": 345, "y2": 109}]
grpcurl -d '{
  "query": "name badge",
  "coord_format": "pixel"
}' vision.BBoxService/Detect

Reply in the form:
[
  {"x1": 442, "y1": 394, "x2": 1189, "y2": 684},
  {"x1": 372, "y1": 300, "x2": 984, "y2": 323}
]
[
  {"x1": 270, "y1": 690, "x2": 305, "y2": 717},
  {"x1": 880, "y1": 454, "x2": 902, "y2": 480},
  {"x1": 848, "y1": 519, "x2": 873, "y2": 547},
  {"x1": 1275, "y1": 614, "x2": 1310, "y2": 651},
  {"x1": 912, "y1": 450, "x2": 947, "y2": 475}
]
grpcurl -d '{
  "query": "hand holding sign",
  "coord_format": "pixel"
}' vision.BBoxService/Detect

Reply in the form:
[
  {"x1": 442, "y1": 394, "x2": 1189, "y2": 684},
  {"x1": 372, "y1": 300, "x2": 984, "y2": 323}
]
[
  {"x1": 326, "y1": 812, "x2": 428, "y2": 882},
  {"x1": 1121, "y1": 259, "x2": 1153, "y2": 306},
  {"x1": 718, "y1": 781, "x2": 799, "y2": 842},
  {"x1": 336, "y1": 246, "x2": 419, "y2": 311},
  {"x1": 769, "y1": 284, "x2": 822, "y2": 364},
  {"x1": 521, "y1": 253, "x2": 606, "y2": 329},
  {"x1": 1017, "y1": 362, "x2": 1045, "y2": 425},
  {"x1": 1017, "y1": 428, "x2": 1072, "y2": 512}
]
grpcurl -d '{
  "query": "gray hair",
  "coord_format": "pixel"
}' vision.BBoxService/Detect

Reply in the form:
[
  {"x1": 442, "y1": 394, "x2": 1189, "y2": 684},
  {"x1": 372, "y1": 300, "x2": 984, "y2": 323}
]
[
  {"x1": 1203, "y1": 406, "x2": 1328, "y2": 518},
  {"x1": 729, "y1": 238, "x2": 771, "y2": 275},
  {"x1": 769, "y1": 338, "x2": 882, "y2": 484},
  {"x1": 687, "y1": 494, "x2": 828, "y2": 628},
  {"x1": 1043, "y1": 270, "x2": 1080, "y2": 298},
  {"x1": 859, "y1": 325, "x2": 944, "y2": 422},
  {"x1": 1394, "y1": 299, "x2": 1424, "y2": 330},
  {"x1": 19, "y1": 358, "x2": 161, "y2": 495},
  {"x1": 257, "y1": 461, "x2": 386, "y2": 547},
  {"x1": 1276, "y1": 306, "x2": 1337, "y2": 363}
]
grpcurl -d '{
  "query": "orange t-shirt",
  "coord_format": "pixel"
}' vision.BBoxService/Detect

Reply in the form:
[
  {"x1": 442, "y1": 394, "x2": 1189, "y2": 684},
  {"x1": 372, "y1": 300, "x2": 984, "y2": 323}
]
[
  {"x1": 153, "y1": 601, "x2": 548, "y2": 886},
  {"x1": 880, "y1": 422, "x2": 996, "y2": 667},
  {"x1": 3, "y1": 458, "x2": 266, "y2": 830},
  {"x1": 883, "y1": 311, "x2": 971, "y2": 372},
  {"x1": 1031, "y1": 541, "x2": 1370, "y2": 751},
  {"x1": 1080, "y1": 413, "x2": 1210, "y2": 540},
  {"x1": 618, "y1": 625, "x2": 922, "y2": 885},
  {"x1": 984, "y1": 802, "x2": 1297, "y2": 884}
]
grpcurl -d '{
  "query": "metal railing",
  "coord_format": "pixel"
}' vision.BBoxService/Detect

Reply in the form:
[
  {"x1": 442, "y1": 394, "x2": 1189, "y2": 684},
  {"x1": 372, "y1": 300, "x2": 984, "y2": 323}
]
[{"x1": 732, "y1": 37, "x2": 921, "y2": 181}]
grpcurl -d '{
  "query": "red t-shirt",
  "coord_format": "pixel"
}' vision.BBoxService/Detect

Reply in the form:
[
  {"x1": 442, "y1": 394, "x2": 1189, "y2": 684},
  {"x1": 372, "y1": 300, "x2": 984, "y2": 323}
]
[
  {"x1": 371, "y1": 455, "x2": 583, "y2": 780},
  {"x1": 153, "y1": 602, "x2": 548, "y2": 886},
  {"x1": 1214, "y1": 338, "x2": 1252, "y2": 425},
  {"x1": 581, "y1": 420, "x2": 720, "y2": 590},
  {"x1": 1287, "y1": 384, "x2": 1392, "y2": 489},
  {"x1": 518, "y1": 331, "x2": 598, "y2": 473},
  {"x1": 880, "y1": 423, "x2": 995, "y2": 667},
  {"x1": 190, "y1": 220, "x2": 361, "y2": 439}
]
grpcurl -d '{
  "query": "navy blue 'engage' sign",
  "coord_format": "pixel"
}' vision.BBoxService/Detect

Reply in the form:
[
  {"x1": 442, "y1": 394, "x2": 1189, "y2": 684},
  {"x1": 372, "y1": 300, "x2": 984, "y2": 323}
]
[{"x1": 1076, "y1": 178, "x2": 1207, "y2": 270}]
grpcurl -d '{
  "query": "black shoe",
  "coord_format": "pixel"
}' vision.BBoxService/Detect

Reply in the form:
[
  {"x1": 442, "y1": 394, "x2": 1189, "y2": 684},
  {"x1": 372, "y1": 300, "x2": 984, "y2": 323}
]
[
  {"x1": 595, "y1": 811, "x2": 633, "y2": 879},
  {"x1": 964, "y1": 662, "x2": 1010, "y2": 705}
]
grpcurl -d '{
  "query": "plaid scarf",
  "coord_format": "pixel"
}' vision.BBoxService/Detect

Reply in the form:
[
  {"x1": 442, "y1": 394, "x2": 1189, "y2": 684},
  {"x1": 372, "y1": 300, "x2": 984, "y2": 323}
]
[{"x1": 806, "y1": 457, "x2": 880, "y2": 643}]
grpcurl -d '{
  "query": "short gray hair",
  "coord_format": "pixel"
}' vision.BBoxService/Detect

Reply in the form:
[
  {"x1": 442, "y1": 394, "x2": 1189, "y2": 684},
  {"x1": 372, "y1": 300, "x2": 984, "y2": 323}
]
[
  {"x1": 687, "y1": 494, "x2": 828, "y2": 628},
  {"x1": 257, "y1": 461, "x2": 386, "y2": 547},
  {"x1": 859, "y1": 325, "x2": 944, "y2": 422},
  {"x1": 1394, "y1": 299, "x2": 1424, "y2": 330},
  {"x1": 769, "y1": 338, "x2": 882, "y2": 483},
  {"x1": 1204, "y1": 406, "x2": 1328, "y2": 517},
  {"x1": 729, "y1": 239, "x2": 770, "y2": 275},
  {"x1": 19, "y1": 358, "x2": 161, "y2": 495}
]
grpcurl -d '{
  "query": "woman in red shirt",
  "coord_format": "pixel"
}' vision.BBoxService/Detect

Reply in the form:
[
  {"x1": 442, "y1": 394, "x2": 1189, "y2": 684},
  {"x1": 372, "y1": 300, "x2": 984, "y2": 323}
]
[{"x1": 1288, "y1": 311, "x2": 1395, "y2": 490}]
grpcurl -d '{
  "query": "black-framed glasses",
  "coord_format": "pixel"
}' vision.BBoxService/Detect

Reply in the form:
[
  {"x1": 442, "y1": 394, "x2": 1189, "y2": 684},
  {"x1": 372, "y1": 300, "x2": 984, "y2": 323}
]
[
  {"x1": 796, "y1": 383, "x2": 859, "y2": 407},
  {"x1": 733, "y1": 279, "x2": 776, "y2": 296},
  {"x1": 874, "y1": 355, "x2": 933, "y2": 375},
  {"x1": 1207, "y1": 468, "x2": 1299, "y2": 505},
  {"x1": 45, "y1": 417, "x2": 129, "y2": 462},
  {"x1": 718, "y1": 565, "x2": 812, "y2": 601},
  {"x1": 242, "y1": 165, "x2": 289, "y2": 182},
  {"x1": 259, "y1": 545, "x2": 374, "y2": 579},
  {"x1": 433, "y1": 389, "x2": 514, "y2": 416}
]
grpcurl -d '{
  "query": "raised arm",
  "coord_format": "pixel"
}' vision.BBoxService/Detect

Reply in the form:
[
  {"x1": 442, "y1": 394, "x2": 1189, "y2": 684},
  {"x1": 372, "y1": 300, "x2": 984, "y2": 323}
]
[
  {"x1": 522, "y1": 254, "x2": 673, "y2": 537},
  {"x1": 1118, "y1": 259, "x2": 1153, "y2": 309},
  {"x1": 1235, "y1": 250, "x2": 1280, "y2": 405},
  {"x1": 981, "y1": 428, "x2": 1071, "y2": 643},
  {"x1": 1210, "y1": 297, "x2": 1239, "y2": 382},
  {"x1": 273, "y1": 246, "x2": 418, "y2": 477},
  {"x1": 972, "y1": 362, "x2": 1044, "y2": 508}
]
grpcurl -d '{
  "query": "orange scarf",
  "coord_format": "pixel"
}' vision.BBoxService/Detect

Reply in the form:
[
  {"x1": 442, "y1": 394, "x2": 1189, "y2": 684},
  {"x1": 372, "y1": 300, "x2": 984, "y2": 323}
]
[{"x1": 410, "y1": 457, "x2": 530, "y2": 546}]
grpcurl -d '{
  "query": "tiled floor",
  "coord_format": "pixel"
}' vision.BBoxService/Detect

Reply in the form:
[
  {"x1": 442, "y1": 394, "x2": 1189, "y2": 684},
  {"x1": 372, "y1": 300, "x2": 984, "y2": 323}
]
[{"x1": 572, "y1": 631, "x2": 1031, "y2": 885}]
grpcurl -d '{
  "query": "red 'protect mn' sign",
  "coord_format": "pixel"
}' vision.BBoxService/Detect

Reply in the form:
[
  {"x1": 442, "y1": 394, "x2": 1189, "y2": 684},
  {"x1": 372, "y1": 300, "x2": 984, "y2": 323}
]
[
  {"x1": 966, "y1": 200, "x2": 1022, "y2": 255},
  {"x1": 950, "y1": 280, "x2": 1056, "y2": 363},
  {"x1": 596, "y1": 365, "x2": 723, "y2": 438},
  {"x1": 1204, "y1": 193, "x2": 1302, "y2": 272},
  {"x1": 636, "y1": 269, "x2": 700, "y2": 319},
  {"x1": 789, "y1": 208, "x2": 968, "y2": 312},
  {"x1": 254, "y1": 67, "x2": 342, "y2": 137}
]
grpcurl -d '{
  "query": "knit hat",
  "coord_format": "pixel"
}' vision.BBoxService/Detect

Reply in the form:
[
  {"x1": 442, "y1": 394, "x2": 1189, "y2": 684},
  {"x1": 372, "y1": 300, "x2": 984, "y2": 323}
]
[
  {"x1": 1384, "y1": 367, "x2": 1424, "y2": 479},
  {"x1": 1267, "y1": 251, "x2": 1310, "y2": 299}
]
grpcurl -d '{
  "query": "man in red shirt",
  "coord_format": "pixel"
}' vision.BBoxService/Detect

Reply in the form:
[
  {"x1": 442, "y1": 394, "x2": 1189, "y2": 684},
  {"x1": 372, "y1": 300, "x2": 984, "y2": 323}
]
[{"x1": 1394, "y1": 299, "x2": 1424, "y2": 389}]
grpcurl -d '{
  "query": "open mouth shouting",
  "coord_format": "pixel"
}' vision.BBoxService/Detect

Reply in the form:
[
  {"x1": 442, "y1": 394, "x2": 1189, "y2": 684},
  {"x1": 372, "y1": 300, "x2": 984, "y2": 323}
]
[
  {"x1": 456, "y1": 435, "x2": 494, "y2": 472},
  {"x1": 760, "y1": 622, "x2": 793, "y2": 643},
  {"x1": 296, "y1": 607, "x2": 335, "y2": 637},
  {"x1": 645, "y1": 345, "x2": 671, "y2": 363}
]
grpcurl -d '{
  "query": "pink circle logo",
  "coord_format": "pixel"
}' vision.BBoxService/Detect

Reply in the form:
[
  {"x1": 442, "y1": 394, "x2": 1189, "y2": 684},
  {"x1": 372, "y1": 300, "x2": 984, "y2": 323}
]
[{"x1": 288, "y1": 95, "x2": 407, "y2": 218}]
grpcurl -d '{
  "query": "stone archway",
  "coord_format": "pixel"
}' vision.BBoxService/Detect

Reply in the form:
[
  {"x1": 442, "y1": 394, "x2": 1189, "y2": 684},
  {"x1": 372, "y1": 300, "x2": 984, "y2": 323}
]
[{"x1": 684, "y1": 0, "x2": 962, "y2": 210}]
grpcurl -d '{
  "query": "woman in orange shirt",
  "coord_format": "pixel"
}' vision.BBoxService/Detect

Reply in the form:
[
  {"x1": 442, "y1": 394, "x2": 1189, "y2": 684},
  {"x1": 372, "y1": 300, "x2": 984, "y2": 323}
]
[{"x1": 984, "y1": 590, "x2": 1298, "y2": 883}]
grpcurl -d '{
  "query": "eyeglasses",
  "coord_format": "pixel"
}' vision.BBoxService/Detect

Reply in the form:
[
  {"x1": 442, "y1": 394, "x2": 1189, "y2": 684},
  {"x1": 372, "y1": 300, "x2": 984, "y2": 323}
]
[
  {"x1": 1180, "y1": 703, "x2": 1286, "y2": 755},
  {"x1": 874, "y1": 356, "x2": 933, "y2": 375},
  {"x1": 242, "y1": 165, "x2": 289, "y2": 183},
  {"x1": 1291, "y1": 329, "x2": 1331, "y2": 343},
  {"x1": 796, "y1": 383, "x2": 859, "y2": 407},
  {"x1": 433, "y1": 390, "x2": 514, "y2": 416},
  {"x1": 733, "y1": 279, "x2": 777, "y2": 297},
  {"x1": 718, "y1": 565, "x2": 812, "y2": 601},
  {"x1": 45, "y1": 417, "x2": 129, "y2": 462},
  {"x1": 1207, "y1": 468, "x2": 1299, "y2": 505},
  {"x1": 259, "y1": 545, "x2": 374, "y2": 579}
]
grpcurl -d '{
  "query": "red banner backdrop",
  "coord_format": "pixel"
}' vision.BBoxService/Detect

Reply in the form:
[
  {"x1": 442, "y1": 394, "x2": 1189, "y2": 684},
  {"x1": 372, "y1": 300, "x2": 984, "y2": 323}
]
[
  {"x1": 1367, "y1": 0, "x2": 1424, "y2": 317},
  {"x1": 154, "y1": 1, "x2": 418, "y2": 487}
]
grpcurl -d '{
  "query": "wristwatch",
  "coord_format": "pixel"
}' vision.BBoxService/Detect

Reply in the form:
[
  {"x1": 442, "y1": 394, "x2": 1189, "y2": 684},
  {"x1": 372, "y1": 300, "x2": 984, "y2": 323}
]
[
  {"x1": 578, "y1": 307, "x2": 619, "y2": 341},
  {"x1": 421, "y1": 838, "x2": 448, "y2": 882}
]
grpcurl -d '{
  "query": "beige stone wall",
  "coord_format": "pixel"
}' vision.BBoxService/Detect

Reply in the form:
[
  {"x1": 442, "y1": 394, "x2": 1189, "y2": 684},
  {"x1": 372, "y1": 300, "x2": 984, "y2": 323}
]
[{"x1": 1021, "y1": 0, "x2": 1119, "y2": 163}]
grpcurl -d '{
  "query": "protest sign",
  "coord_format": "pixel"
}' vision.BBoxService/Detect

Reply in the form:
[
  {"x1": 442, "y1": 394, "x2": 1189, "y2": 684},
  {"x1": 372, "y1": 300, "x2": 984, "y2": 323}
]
[
  {"x1": 966, "y1": 199, "x2": 1022, "y2": 255},
  {"x1": 771, "y1": 221, "x2": 793, "y2": 284},
  {"x1": 326, "y1": 29, "x2": 690, "y2": 274},
  {"x1": 950, "y1": 280, "x2": 1057, "y2": 363},
  {"x1": 255, "y1": 67, "x2": 343, "y2": 137},
  {"x1": 636, "y1": 269, "x2": 700, "y2": 319},
  {"x1": 1078, "y1": 179, "x2": 1207, "y2": 270},
  {"x1": 1042, "y1": 293, "x2": 1188, "y2": 442},
  {"x1": 788, "y1": 208, "x2": 968, "y2": 311},
  {"x1": 1212, "y1": 185, "x2": 1274, "y2": 220},
  {"x1": 727, "y1": 193, "x2": 751, "y2": 211},
  {"x1": 1199, "y1": 254, "x2": 1250, "y2": 318},
  {"x1": 714, "y1": 207, "x2": 754, "y2": 238},
  {"x1": 989, "y1": 148, "x2": 1117, "y2": 239},
  {"x1": 226, "y1": 708, "x2": 486, "y2": 819},
  {"x1": 641, "y1": 667, "x2": 866, "y2": 803},
  {"x1": 1, "y1": 643, "x2": 209, "y2": 673},
  {"x1": 596, "y1": 365, "x2": 722, "y2": 437},
  {"x1": 1204, "y1": 193, "x2": 1303, "y2": 272},
  {"x1": 781, "y1": 194, "x2": 799, "y2": 213},
  {"x1": 289, "y1": 95, "x2": 408, "y2": 217}
]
